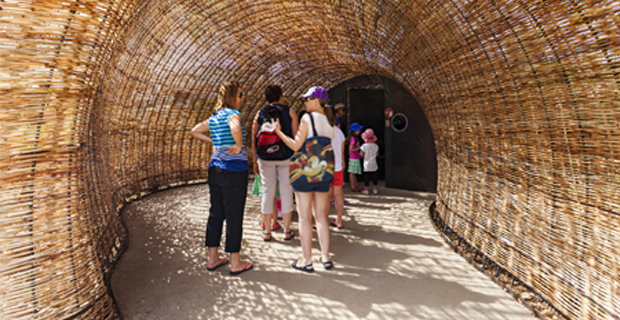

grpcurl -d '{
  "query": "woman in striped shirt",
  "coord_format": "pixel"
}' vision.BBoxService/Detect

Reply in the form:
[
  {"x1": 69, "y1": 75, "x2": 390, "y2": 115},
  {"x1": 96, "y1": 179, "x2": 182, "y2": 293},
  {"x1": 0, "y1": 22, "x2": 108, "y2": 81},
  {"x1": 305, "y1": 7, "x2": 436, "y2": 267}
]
[{"x1": 191, "y1": 81, "x2": 253, "y2": 276}]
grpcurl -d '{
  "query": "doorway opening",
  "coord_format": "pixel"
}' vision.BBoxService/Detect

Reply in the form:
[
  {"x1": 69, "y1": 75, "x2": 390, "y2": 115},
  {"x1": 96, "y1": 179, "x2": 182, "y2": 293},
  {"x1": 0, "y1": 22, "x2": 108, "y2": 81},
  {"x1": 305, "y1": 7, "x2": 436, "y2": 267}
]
[
  {"x1": 348, "y1": 88, "x2": 386, "y2": 180},
  {"x1": 328, "y1": 75, "x2": 437, "y2": 192}
]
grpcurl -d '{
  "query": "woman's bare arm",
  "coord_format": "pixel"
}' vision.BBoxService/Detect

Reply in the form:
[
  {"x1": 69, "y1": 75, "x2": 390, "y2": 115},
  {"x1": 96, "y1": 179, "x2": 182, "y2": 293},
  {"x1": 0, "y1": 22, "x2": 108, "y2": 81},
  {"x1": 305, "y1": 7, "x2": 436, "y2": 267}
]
[
  {"x1": 190, "y1": 121, "x2": 212, "y2": 143},
  {"x1": 273, "y1": 117, "x2": 308, "y2": 152},
  {"x1": 227, "y1": 114, "x2": 243, "y2": 154},
  {"x1": 289, "y1": 108, "x2": 299, "y2": 137}
]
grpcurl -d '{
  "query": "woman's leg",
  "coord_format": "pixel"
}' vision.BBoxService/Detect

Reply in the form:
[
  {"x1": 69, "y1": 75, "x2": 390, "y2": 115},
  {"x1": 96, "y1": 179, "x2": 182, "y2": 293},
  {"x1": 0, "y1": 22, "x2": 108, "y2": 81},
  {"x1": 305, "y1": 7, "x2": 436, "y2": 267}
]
[
  {"x1": 206, "y1": 167, "x2": 225, "y2": 249},
  {"x1": 206, "y1": 167, "x2": 226, "y2": 268},
  {"x1": 259, "y1": 160, "x2": 277, "y2": 238},
  {"x1": 333, "y1": 185, "x2": 344, "y2": 227},
  {"x1": 295, "y1": 191, "x2": 314, "y2": 265},
  {"x1": 313, "y1": 191, "x2": 331, "y2": 262},
  {"x1": 221, "y1": 170, "x2": 249, "y2": 270},
  {"x1": 207, "y1": 247, "x2": 222, "y2": 269},
  {"x1": 275, "y1": 160, "x2": 294, "y2": 234}
]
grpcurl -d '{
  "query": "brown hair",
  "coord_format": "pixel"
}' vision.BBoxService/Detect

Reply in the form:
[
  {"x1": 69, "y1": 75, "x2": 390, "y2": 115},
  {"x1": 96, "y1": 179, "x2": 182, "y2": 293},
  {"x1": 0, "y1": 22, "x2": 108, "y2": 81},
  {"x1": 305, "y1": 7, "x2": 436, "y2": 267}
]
[
  {"x1": 215, "y1": 80, "x2": 241, "y2": 111},
  {"x1": 317, "y1": 98, "x2": 336, "y2": 127},
  {"x1": 264, "y1": 84, "x2": 282, "y2": 103}
]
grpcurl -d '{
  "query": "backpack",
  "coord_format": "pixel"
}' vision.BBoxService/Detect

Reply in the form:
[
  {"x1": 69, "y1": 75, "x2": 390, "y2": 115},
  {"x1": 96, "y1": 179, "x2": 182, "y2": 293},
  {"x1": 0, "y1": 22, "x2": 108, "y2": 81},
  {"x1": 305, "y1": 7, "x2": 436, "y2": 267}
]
[
  {"x1": 289, "y1": 113, "x2": 335, "y2": 188},
  {"x1": 255, "y1": 104, "x2": 289, "y2": 160}
]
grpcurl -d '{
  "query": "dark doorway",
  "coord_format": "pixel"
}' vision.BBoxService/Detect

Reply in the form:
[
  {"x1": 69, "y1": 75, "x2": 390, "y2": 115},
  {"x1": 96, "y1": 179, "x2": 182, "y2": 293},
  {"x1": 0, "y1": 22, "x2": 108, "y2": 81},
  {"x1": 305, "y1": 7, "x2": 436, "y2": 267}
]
[
  {"x1": 328, "y1": 75, "x2": 437, "y2": 192},
  {"x1": 348, "y1": 89, "x2": 385, "y2": 180}
]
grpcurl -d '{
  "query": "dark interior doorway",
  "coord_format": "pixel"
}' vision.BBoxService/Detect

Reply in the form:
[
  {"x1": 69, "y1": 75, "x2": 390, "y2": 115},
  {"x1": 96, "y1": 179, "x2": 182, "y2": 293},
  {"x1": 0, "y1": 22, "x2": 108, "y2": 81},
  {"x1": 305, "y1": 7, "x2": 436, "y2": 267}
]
[
  {"x1": 348, "y1": 89, "x2": 385, "y2": 180},
  {"x1": 328, "y1": 75, "x2": 437, "y2": 192}
]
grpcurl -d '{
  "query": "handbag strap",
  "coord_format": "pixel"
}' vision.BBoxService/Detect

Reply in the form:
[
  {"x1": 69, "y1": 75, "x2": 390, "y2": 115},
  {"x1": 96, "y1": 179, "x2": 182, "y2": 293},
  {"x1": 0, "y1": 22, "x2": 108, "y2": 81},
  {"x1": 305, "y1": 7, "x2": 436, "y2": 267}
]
[{"x1": 308, "y1": 112, "x2": 317, "y2": 138}]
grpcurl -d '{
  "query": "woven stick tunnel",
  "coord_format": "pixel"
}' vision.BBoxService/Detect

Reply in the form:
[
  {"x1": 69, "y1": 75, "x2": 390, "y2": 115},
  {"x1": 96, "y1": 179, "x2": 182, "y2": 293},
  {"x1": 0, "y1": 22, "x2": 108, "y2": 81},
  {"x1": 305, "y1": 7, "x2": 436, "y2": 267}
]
[{"x1": 1, "y1": 1, "x2": 619, "y2": 319}]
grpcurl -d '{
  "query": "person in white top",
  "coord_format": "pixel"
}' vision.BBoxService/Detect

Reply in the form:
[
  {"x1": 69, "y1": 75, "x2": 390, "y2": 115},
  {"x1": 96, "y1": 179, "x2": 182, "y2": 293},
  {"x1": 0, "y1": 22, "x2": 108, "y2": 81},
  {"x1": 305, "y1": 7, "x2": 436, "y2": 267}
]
[
  {"x1": 329, "y1": 127, "x2": 346, "y2": 228},
  {"x1": 273, "y1": 86, "x2": 336, "y2": 272},
  {"x1": 360, "y1": 128, "x2": 380, "y2": 194}
]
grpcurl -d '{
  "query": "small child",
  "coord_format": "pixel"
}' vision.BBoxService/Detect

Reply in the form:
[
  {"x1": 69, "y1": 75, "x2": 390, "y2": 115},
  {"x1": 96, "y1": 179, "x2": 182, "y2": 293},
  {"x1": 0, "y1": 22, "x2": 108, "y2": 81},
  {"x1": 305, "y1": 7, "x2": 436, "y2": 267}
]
[
  {"x1": 347, "y1": 123, "x2": 364, "y2": 192},
  {"x1": 360, "y1": 128, "x2": 380, "y2": 194}
]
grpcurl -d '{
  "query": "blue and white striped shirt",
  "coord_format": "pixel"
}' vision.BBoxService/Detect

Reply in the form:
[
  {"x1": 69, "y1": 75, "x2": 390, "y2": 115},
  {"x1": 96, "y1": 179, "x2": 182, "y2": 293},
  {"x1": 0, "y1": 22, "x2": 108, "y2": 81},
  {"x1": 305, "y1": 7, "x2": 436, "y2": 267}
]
[{"x1": 208, "y1": 108, "x2": 248, "y2": 171}]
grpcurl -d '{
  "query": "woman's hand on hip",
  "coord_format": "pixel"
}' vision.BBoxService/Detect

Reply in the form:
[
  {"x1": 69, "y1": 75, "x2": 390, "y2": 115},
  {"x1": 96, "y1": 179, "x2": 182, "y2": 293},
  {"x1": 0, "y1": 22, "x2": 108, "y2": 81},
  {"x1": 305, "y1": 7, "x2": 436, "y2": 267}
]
[{"x1": 227, "y1": 144, "x2": 241, "y2": 154}]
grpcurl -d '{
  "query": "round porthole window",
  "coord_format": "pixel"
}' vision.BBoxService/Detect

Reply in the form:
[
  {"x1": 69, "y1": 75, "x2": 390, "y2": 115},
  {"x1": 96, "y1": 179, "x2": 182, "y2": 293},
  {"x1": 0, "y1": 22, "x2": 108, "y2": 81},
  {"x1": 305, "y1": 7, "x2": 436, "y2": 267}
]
[{"x1": 391, "y1": 113, "x2": 408, "y2": 132}]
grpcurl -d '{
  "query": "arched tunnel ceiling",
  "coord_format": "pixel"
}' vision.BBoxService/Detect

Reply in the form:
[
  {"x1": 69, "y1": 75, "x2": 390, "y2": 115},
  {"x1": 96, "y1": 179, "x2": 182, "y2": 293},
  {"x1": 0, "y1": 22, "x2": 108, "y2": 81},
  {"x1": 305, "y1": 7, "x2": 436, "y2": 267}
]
[
  {"x1": 103, "y1": 0, "x2": 422, "y2": 117},
  {"x1": 2, "y1": 0, "x2": 620, "y2": 319}
]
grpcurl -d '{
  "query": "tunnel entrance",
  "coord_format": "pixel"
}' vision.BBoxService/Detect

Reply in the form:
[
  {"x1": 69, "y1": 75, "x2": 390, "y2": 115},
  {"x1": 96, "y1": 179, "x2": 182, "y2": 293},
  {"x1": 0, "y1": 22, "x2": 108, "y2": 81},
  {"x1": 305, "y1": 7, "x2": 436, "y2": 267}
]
[
  {"x1": 328, "y1": 75, "x2": 437, "y2": 192},
  {"x1": 349, "y1": 88, "x2": 386, "y2": 180}
]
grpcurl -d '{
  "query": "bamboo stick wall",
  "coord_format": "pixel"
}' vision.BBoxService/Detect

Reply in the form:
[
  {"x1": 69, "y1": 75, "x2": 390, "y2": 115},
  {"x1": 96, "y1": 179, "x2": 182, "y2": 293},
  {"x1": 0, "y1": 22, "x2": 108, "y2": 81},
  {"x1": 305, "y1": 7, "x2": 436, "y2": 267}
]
[{"x1": 1, "y1": 0, "x2": 618, "y2": 319}]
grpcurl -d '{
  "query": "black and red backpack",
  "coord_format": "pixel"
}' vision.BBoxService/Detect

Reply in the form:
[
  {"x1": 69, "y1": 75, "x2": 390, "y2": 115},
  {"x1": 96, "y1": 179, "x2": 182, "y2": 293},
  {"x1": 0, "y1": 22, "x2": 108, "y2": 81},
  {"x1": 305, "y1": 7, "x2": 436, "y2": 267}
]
[{"x1": 255, "y1": 104, "x2": 293, "y2": 160}]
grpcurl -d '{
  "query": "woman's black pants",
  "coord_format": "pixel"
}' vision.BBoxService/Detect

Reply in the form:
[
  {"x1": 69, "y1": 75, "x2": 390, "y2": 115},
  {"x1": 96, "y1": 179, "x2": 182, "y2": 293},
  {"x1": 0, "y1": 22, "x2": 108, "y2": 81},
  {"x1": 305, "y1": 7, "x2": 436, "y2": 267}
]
[{"x1": 206, "y1": 166, "x2": 248, "y2": 253}]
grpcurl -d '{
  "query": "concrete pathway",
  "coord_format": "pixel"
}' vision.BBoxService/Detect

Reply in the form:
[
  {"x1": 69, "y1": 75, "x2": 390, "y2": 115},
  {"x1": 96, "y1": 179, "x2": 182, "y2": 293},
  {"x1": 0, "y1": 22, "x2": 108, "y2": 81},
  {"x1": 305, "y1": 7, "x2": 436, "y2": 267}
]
[{"x1": 111, "y1": 181, "x2": 536, "y2": 320}]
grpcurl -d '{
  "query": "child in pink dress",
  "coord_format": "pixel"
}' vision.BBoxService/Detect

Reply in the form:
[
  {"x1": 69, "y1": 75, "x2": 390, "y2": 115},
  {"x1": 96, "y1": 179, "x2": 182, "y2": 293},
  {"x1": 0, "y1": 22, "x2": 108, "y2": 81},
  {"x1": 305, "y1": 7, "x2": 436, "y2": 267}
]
[{"x1": 347, "y1": 122, "x2": 363, "y2": 192}]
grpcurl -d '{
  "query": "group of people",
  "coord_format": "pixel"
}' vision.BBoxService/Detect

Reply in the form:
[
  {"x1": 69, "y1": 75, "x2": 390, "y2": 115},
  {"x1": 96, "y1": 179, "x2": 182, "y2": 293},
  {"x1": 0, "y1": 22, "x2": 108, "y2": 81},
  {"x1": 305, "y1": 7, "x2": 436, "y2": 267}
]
[{"x1": 190, "y1": 81, "x2": 380, "y2": 276}]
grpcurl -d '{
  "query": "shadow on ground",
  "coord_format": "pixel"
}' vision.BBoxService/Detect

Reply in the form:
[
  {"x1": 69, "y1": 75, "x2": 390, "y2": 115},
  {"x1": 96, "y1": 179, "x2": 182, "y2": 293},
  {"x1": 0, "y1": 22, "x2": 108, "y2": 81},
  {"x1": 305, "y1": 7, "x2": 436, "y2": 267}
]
[{"x1": 111, "y1": 181, "x2": 536, "y2": 320}]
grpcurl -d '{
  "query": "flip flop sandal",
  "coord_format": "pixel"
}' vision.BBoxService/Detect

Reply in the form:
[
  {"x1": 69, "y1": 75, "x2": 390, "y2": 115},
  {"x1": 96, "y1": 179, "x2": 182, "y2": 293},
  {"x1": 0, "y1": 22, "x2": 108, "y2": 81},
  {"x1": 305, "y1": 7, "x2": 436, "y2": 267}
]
[
  {"x1": 229, "y1": 261, "x2": 254, "y2": 276},
  {"x1": 320, "y1": 257, "x2": 334, "y2": 270},
  {"x1": 262, "y1": 232, "x2": 272, "y2": 242},
  {"x1": 292, "y1": 260, "x2": 314, "y2": 273},
  {"x1": 330, "y1": 221, "x2": 344, "y2": 229},
  {"x1": 272, "y1": 222, "x2": 281, "y2": 231},
  {"x1": 283, "y1": 230, "x2": 295, "y2": 241},
  {"x1": 206, "y1": 257, "x2": 229, "y2": 271}
]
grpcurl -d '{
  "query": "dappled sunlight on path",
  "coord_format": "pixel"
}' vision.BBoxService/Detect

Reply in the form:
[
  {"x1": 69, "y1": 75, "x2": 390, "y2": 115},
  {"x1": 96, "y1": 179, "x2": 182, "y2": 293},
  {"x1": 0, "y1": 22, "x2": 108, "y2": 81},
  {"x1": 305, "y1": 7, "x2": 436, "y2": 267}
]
[{"x1": 111, "y1": 181, "x2": 535, "y2": 320}]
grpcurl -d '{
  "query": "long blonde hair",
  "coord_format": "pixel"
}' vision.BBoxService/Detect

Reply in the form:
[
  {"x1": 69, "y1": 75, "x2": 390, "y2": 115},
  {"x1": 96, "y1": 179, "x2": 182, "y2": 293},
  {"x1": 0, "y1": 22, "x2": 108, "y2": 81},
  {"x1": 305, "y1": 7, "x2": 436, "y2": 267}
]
[{"x1": 215, "y1": 80, "x2": 241, "y2": 111}]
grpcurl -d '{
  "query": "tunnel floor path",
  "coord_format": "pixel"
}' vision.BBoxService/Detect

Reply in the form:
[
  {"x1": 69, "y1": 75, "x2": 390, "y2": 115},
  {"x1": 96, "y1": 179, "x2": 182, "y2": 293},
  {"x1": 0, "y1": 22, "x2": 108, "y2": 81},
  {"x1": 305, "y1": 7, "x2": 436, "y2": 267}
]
[{"x1": 111, "y1": 180, "x2": 536, "y2": 320}]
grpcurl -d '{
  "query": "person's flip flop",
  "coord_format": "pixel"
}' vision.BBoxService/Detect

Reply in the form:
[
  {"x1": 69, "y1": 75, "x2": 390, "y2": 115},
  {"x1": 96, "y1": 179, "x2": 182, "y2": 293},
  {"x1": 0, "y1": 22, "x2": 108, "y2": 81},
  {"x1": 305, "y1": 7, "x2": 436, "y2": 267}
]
[
  {"x1": 292, "y1": 260, "x2": 314, "y2": 273},
  {"x1": 330, "y1": 221, "x2": 344, "y2": 229},
  {"x1": 229, "y1": 261, "x2": 253, "y2": 276},
  {"x1": 206, "y1": 257, "x2": 229, "y2": 271},
  {"x1": 262, "y1": 232, "x2": 272, "y2": 242},
  {"x1": 283, "y1": 230, "x2": 295, "y2": 241},
  {"x1": 320, "y1": 257, "x2": 334, "y2": 270}
]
